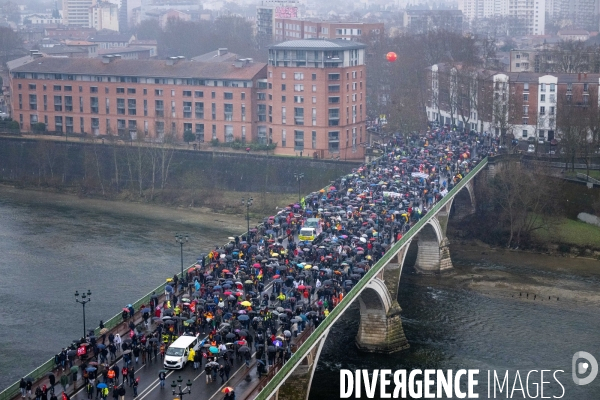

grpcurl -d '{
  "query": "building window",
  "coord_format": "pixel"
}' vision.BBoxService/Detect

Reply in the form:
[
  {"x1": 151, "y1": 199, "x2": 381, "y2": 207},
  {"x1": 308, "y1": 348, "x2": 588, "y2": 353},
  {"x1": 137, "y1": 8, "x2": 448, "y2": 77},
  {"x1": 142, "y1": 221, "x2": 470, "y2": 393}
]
[
  {"x1": 282, "y1": 84, "x2": 286, "y2": 91},
  {"x1": 241, "y1": 104, "x2": 246, "y2": 122},
  {"x1": 117, "y1": 98, "x2": 125, "y2": 114},
  {"x1": 294, "y1": 96, "x2": 304, "y2": 103},
  {"x1": 282, "y1": 107, "x2": 286, "y2": 124},
  {"x1": 211, "y1": 91, "x2": 216, "y2": 99},
  {"x1": 294, "y1": 84, "x2": 304, "y2": 92},
  {"x1": 258, "y1": 126, "x2": 266, "y2": 144},
  {"x1": 328, "y1": 73, "x2": 340, "y2": 81},
  {"x1": 155, "y1": 100, "x2": 164, "y2": 117},
  {"x1": 539, "y1": 106, "x2": 545, "y2": 115},
  {"x1": 53, "y1": 85, "x2": 61, "y2": 91},
  {"x1": 184, "y1": 123, "x2": 192, "y2": 135},
  {"x1": 584, "y1": 83, "x2": 589, "y2": 92},
  {"x1": 143, "y1": 99, "x2": 147, "y2": 116},
  {"x1": 117, "y1": 87, "x2": 125, "y2": 94},
  {"x1": 328, "y1": 131, "x2": 339, "y2": 153},
  {"x1": 28, "y1": 84, "x2": 36, "y2": 90},
  {"x1": 65, "y1": 117, "x2": 73, "y2": 133},
  {"x1": 128, "y1": 99, "x2": 136, "y2": 115},
  {"x1": 294, "y1": 72, "x2": 304, "y2": 80},
  {"x1": 54, "y1": 95, "x2": 62, "y2": 111},
  {"x1": 328, "y1": 96, "x2": 340, "y2": 104},
  {"x1": 312, "y1": 73, "x2": 317, "y2": 81},
  {"x1": 54, "y1": 116, "x2": 63, "y2": 132},
  {"x1": 328, "y1": 85, "x2": 340, "y2": 93},
  {"x1": 523, "y1": 106, "x2": 528, "y2": 115},
  {"x1": 282, "y1": 129, "x2": 286, "y2": 147},
  {"x1": 195, "y1": 102, "x2": 204, "y2": 119},
  {"x1": 521, "y1": 129, "x2": 527, "y2": 138},
  {"x1": 258, "y1": 104, "x2": 267, "y2": 122},
  {"x1": 328, "y1": 108, "x2": 339, "y2": 126},
  {"x1": 155, "y1": 89, "x2": 163, "y2": 96},
  {"x1": 294, "y1": 130, "x2": 304, "y2": 150},
  {"x1": 29, "y1": 94, "x2": 37, "y2": 110},
  {"x1": 91, "y1": 86, "x2": 98, "y2": 93},
  {"x1": 195, "y1": 123, "x2": 204, "y2": 142},
  {"x1": 65, "y1": 96, "x2": 72, "y2": 112},
  {"x1": 312, "y1": 108, "x2": 316, "y2": 126},
  {"x1": 155, "y1": 121, "x2": 164, "y2": 136},
  {"x1": 540, "y1": 94, "x2": 545, "y2": 102},
  {"x1": 224, "y1": 104, "x2": 233, "y2": 121},
  {"x1": 540, "y1": 83, "x2": 545, "y2": 92},
  {"x1": 523, "y1": 93, "x2": 528, "y2": 102},
  {"x1": 195, "y1": 91, "x2": 203, "y2": 98},
  {"x1": 294, "y1": 107, "x2": 304, "y2": 125},
  {"x1": 183, "y1": 102, "x2": 192, "y2": 118},
  {"x1": 171, "y1": 101, "x2": 176, "y2": 118},
  {"x1": 224, "y1": 92, "x2": 233, "y2": 100},
  {"x1": 183, "y1": 90, "x2": 192, "y2": 97},
  {"x1": 225, "y1": 125, "x2": 234, "y2": 142},
  {"x1": 127, "y1": 88, "x2": 136, "y2": 94}
]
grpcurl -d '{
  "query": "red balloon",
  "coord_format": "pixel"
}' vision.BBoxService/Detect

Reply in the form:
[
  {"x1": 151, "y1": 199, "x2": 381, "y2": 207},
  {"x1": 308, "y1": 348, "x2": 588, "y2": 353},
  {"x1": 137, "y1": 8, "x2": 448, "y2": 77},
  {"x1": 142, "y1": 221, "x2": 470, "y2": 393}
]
[{"x1": 386, "y1": 52, "x2": 397, "y2": 62}]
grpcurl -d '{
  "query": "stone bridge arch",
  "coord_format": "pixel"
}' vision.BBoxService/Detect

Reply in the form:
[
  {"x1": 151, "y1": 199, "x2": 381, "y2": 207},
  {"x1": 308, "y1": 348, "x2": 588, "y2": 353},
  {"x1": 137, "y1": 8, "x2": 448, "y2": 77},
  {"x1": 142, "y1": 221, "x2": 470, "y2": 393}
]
[
  {"x1": 355, "y1": 277, "x2": 409, "y2": 353},
  {"x1": 414, "y1": 216, "x2": 452, "y2": 273},
  {"x1": 449, "y1": 180, "x2": 476, "y2": 220}
]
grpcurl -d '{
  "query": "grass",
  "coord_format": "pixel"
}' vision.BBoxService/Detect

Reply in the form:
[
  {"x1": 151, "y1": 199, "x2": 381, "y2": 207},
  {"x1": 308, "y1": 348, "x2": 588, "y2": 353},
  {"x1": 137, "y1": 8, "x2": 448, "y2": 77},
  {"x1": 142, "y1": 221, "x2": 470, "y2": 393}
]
[
  {"x1": 534, "y1": 216, "x2": 600, "y2": 249},
  {"x1": 564, "y1": 169, "x2": 600, "y2": 180}
]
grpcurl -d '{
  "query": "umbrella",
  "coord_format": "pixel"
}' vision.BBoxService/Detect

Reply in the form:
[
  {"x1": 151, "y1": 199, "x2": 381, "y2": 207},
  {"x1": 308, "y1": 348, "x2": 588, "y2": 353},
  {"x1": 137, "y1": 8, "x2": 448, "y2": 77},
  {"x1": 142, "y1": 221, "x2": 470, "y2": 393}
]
[
  {"x1": 96, "y1": 344, "x2": 106, "y2": 349},
  {"x1": 70, "y1": 366, "x2": 79, "y2": 373},
  {"x1": 238, "y1": 315, "x2": 250, "y2": 321},
  {"x1": 222, "y1": 387, "x2": 234, "y2": 394},
  {"x1": 209, "y1": 346, "x2": 219, "y2": 353},
  {"x1": 25, "y1": 376, "x2": 34, "y2": 382},
  {"x1": 97, "y1": 383, "x2": 108, "y2": 389},
  {"x1": 86, "y1": 367, "x2": 97, "y2": 372},
  {"x1": 238, "y1": 346, "x2": 250, "y2": 353},
  {"x1": 99, "y1": 328, "x2": 108, "y2": 335},
  {"x1": 240, "y1": 301, "x2": 252, "y2": 307},
  {"x1": 122, "y1": 350, "x2": 132, "y2": 355},
  {"x1": 149, "y1": 338, "x2": 159, "y2": 343},
  {"x1": 88, "y1": 361, "x2": 99, "y2": 366}
]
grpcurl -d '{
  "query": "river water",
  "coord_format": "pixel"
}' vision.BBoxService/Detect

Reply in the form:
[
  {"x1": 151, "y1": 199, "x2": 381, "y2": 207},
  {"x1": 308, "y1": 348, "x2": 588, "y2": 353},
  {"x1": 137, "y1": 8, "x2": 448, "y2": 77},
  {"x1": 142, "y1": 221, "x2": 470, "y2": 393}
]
[{"x1": 1, "y1": 188, "x2": 599, "y2": 399}]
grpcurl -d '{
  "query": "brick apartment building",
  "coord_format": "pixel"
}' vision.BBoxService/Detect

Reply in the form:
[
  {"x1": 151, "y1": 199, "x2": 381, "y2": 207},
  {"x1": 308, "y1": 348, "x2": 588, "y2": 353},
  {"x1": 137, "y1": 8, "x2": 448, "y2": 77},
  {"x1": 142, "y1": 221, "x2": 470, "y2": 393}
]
[
  {"x1": 426, "y1": 62, "x2": 600, "y2": 142},
  {"x1": 9, "y1": 39, "x2": 367, "y2": 159},
  {"x1": 10, "y1": 55, "x2": 267, "y2": 143},
  {"x1": 267, "y1": 39, "x2": 367, "y2": 159}
]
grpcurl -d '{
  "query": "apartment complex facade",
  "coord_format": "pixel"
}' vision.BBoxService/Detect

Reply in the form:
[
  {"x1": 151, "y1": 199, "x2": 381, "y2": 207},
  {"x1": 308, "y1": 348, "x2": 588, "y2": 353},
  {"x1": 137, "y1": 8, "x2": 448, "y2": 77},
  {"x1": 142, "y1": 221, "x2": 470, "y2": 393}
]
[
  {"x1": 267, "y1": 39, "x2": 366, "y2": 159},
  {"x1": 401, "y1": 9, "x2": 463, "y2": 34},
  {"x1": 10, "y1": 56, "x2": 268, "y2": 145},
  {"x1": 458, "y1": 0, "x2": 545, "y2": 35},
  {"x1": 426, "y1": 63, "x2": 600, "y2": 142},
  {"x1": 9, "y1": 39, "x2": 367, "y2": 159}
]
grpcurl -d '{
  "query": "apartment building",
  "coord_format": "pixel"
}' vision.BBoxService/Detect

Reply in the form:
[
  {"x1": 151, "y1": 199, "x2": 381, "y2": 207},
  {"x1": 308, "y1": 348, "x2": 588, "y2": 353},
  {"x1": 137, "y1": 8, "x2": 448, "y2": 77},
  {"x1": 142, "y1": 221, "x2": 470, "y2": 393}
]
[
  {"x1": 459, "y1": 0, "x2": 545, "y2": 35},
  {"x1": 267, "y1": 39, "x2": 367, "y2": 159},
  {"x1": 274, "y1": 20, "x2": 384, "y2": 42},
  {"x1": 401, "y1": 9, "x2": 463, "y2": 34},
  {"x1": 426, "y1": 63, "x2": 600, "y2": 141},
  {"x1": 10, "y1": 56, "x2": 267, "y2": 144},
  {"x1": 9, "y1": 39, "x2": 369, "y2": 159}
]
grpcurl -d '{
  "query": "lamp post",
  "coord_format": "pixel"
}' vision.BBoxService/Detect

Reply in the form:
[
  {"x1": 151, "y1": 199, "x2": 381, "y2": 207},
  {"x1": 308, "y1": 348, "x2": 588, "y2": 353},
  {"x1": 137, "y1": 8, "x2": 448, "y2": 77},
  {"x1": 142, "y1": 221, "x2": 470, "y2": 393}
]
[
  {"x1": 241, "y1": 197, "x2": 253, "y2": 241},
  {"x1": 175, "y1": 234, "x2": 188, "y2": 287},
  {"x1": 171, "y1": 376, "x2": 192, "y2": 400},
  {"x1": 74, "y1": 289, "x2": 92, "y2": 338},
  {"x1": 294, "y1": 173, "x2": 304, "y2": 204}
]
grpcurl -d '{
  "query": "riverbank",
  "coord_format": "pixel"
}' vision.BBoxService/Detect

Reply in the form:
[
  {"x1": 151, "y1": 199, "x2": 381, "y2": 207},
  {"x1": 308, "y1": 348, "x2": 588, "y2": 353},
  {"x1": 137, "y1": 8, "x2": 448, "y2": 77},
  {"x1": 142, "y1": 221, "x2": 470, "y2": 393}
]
[{"x1": 430, "y1": 239, "x2": 600, "y2": 308}]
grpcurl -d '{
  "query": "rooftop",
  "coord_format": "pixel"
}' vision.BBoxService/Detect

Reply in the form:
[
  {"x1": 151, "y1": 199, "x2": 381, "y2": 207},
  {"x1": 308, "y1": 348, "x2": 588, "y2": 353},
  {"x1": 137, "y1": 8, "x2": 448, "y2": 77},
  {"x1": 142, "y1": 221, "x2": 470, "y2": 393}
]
[
  {"x1": 11, "y1": 57, "x2": 267, "y2": 81},
  {"x1": 269, "y1": 38, "x2": 366, "y2": 50}
]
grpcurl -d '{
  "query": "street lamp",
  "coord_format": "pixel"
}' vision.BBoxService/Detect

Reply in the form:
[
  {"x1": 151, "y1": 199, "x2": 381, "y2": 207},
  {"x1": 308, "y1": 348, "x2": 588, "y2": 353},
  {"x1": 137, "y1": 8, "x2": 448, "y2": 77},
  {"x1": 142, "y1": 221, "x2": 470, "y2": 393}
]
[
  {"x1": 74, "y1": 289, "x2": 92, "y2": 338},
  {"x1": 175, "y1": 234, "x2": 188, "y2": 288},
  {"x1": 294, "y1": 173, "x2": 304, "y2": 204},
  {"x1": 241, "y1": 197, "x2": 253, "y2": 241},
  {"x1": 171, "y1": 376, "x2": 192, "y2": 400}
]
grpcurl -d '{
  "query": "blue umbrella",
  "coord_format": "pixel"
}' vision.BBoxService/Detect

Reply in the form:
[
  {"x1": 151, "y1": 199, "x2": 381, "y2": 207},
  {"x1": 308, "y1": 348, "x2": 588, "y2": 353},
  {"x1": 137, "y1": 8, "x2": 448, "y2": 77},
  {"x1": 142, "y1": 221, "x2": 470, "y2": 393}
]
[
  {"x1": 273, "y1": 340, "x2": 283, "y2": 347},
  {"x1": 209, "y1": 346, "x2": 219, "y2": 354},
  {"x1": 213, "y1": 285, "x2": 222, "y2": 290},
  {"x1": 97, "y1": 383, "x2": 108, "y2": 389},
  {"x1": 97, "y1": 344, "x2": 106, "y2": 349},
  {"x1": 86, "y1": 367, "x2": 97, "y2": 372},
  {"x1": 165, "y1": 285, "x2": 173, "y2": 293},
  {"x1": 238, "y1": 315, "x2": 250, "y2": 321},
  {"x1": 141, "y1": 308, "x2": 151, "y2": 314}
]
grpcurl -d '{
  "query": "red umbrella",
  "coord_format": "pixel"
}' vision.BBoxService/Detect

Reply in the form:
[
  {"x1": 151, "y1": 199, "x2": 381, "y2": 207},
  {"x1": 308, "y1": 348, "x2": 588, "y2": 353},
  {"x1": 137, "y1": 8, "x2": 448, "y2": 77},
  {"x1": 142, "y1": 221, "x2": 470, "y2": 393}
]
[
  {"x1": 298, "y1": 284, "x2": 306, "y2": 290},
  {"x1": 224, "y1": 291, "x2": 232, "y2": 296},
  {"x1": 222, "y1": 269, "x2": 230, "y2": 273},
  {"x1": 272, "y1": 274, "x2": 280, "y2": 279}
]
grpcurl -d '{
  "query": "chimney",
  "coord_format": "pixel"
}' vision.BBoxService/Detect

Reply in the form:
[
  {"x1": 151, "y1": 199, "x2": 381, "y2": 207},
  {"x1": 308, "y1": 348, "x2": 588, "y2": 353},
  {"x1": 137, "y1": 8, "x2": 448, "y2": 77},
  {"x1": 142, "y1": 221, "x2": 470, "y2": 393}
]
[{"x1": 217, "y1": 48, "x2": 228, "y2": 56}]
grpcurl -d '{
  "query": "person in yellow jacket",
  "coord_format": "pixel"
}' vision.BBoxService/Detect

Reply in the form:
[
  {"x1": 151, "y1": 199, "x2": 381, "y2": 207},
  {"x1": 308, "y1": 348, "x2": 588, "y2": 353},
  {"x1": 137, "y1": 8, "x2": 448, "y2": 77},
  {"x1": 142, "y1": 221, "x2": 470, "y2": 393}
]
[{"x1": 187, "y1": 348, "x2": 195, "y2": 365}]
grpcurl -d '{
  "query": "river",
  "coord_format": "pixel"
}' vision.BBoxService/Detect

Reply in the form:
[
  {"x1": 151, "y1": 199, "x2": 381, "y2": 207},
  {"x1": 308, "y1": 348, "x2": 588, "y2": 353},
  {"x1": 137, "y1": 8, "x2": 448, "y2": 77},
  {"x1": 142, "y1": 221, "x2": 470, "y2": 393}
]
[{"x1": 1, "y1": 187, "x2": 599, "y2": 399}]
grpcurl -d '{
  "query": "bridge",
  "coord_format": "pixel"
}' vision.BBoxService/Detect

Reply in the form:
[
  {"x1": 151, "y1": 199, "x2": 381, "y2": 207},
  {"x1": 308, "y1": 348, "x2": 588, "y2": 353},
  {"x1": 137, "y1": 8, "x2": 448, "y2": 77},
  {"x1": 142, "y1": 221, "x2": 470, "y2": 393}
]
[{"x1": 253, "y1": 156, "x2": 489, "y2": 400}]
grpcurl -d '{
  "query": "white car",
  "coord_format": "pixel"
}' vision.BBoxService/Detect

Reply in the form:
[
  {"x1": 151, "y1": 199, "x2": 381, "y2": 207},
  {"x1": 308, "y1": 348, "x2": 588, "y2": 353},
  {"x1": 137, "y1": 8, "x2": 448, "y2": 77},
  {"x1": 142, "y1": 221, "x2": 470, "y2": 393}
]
[{"x1": 527, "y1": 144, "x2": 535, "y2": 153}]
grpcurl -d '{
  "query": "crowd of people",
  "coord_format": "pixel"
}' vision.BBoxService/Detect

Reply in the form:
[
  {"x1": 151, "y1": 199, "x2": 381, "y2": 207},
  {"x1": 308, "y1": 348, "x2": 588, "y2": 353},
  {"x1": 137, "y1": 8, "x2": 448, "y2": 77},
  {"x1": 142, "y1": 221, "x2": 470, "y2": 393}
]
[{"x1": 23, "y1": 127, "x2": 484, "y2": 400}]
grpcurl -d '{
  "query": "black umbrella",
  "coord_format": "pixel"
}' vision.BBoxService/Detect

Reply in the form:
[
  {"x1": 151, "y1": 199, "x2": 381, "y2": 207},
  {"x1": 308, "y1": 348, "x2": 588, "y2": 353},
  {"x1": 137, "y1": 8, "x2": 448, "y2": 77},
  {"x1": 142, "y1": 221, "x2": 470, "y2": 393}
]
[{"x1": 238, "y1": 346, "x2": 250, "y2": 353}]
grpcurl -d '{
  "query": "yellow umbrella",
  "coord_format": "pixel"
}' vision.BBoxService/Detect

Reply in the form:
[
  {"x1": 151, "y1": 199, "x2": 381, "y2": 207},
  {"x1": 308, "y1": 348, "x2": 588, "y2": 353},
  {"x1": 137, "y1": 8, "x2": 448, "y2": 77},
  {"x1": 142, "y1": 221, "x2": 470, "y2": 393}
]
[
  {"x1": 271, "y1": 252, "x2": 279, "y2": 256},
  {"x1": 240, "y1": 301, "x2": 251, "y2": 307},
  {"x1": 303, "y1": 264, "x2": 312, "y2": 269}
]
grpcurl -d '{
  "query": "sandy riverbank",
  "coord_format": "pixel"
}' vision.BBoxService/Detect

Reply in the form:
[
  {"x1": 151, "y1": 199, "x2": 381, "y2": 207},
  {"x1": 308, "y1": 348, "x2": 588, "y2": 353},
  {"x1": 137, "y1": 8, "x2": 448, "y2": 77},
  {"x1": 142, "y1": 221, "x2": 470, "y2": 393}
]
[{"x1": 421, "y1": 240, "x2": 600, "y2": 308}]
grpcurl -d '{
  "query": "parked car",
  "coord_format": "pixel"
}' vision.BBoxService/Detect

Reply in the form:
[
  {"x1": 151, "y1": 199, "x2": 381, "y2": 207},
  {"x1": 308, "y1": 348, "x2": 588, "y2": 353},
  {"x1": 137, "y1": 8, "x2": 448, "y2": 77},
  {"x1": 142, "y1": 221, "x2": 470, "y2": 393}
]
[
  {"x1": 538, "y1": 137, "x2": 545, "y2": 144},
  {"x1": 527, "y1": 144, "x2": 535, "y2": 153},
  {"x1": 527, "y1": 137, "x2": 536, "y2": 143}
]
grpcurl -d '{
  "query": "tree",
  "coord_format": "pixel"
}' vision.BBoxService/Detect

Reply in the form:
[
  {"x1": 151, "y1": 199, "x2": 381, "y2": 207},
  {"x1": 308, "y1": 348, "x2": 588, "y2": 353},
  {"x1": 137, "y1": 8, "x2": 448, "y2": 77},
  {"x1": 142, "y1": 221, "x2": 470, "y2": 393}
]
[
  {"x1": 488, "y1": 162, "x2": 561, "y2": 247},
  {"x1": 135, "y1": 19, "x2": 161, "y2": 41},
  {"x1": 0, "y1": 26, "x2": 24, "y2": 60},
  {"x1": 183, "y1": 130, "x2": 195, "y2": 145},
  {"x1": 1, "y1": 1, "x2": 20, "y2": 23}
]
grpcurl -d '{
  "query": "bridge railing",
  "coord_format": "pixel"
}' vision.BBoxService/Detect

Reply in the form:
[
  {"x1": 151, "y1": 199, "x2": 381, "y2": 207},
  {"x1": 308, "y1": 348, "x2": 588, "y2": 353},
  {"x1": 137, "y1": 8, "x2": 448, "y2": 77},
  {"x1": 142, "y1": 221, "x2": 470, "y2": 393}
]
[{"x1": 255, "y1": 157, "x2": 489, "y2": 400}]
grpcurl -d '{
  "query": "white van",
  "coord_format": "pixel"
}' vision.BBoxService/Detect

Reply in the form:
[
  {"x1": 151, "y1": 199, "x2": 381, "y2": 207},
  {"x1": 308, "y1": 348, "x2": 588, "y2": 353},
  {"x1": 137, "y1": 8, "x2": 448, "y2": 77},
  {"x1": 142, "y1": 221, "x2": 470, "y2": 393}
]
[{"x1": 163, "y1": 333, "x2": 200, "y2": 369}]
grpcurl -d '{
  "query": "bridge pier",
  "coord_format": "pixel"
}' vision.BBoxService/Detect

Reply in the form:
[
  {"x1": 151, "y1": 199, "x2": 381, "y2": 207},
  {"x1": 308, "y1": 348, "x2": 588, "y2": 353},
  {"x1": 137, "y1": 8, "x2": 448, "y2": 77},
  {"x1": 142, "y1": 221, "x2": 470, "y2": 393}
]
[
  {"x1": 275, "y1": 329, "x2": 329, "y2": 400},
  {"x1": 355, "y1": 305, "x2": 409, "y2": 353}
]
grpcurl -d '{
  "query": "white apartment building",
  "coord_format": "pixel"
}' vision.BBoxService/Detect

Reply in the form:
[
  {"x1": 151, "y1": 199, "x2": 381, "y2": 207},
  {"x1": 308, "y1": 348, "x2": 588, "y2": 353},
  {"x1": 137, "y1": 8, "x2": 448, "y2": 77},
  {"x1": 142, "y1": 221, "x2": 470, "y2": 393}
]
[
  {"x1": 90, "y1": 2, "x2": 119, "y2": 31},
  {"x1": 459, "y1": 0, "x2": 545, "y2": 35},
  {"x1": 63, "y1": 0, "x2": 95, "y2": 26}
]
